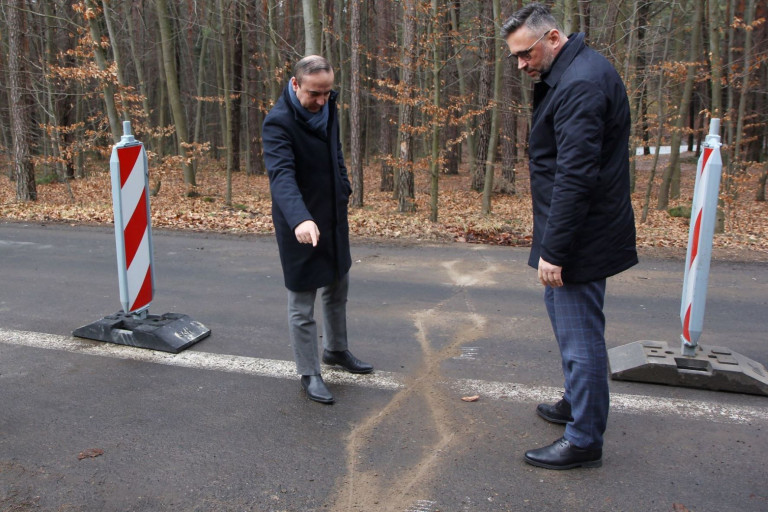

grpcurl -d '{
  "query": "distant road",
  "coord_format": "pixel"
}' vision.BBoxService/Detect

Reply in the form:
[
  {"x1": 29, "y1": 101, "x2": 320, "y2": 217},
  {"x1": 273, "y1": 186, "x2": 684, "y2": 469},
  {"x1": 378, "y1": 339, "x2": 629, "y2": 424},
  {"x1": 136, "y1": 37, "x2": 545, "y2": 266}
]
[{"x1": 636, "y1": 145, "x2": 699, "y2": 155}]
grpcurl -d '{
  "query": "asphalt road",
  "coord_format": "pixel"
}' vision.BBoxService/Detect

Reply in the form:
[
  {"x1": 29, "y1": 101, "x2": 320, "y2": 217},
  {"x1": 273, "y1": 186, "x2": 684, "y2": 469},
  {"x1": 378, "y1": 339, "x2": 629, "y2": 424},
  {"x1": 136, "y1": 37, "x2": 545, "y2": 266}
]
[{"x1": 1, "y1": 222, "x2": 767, "y2": 512}]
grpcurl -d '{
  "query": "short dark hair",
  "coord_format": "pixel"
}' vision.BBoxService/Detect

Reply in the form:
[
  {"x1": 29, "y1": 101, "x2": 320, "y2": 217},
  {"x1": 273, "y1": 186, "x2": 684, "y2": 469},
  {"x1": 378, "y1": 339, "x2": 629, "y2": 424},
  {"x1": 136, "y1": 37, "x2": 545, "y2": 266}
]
[
  {"x1": 294, "y1": 55, "x2": 333, "y2": 85},
  {"x1": 501, "y1": 2, "x2": 558, "y2": 38}
]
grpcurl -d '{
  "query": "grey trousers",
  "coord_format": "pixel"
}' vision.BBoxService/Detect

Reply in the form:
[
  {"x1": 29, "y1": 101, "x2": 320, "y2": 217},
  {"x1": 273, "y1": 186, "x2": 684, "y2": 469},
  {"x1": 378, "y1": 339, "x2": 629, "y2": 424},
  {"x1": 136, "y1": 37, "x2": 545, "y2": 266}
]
[{"x1": 287, "y1": 273, "x2": 349, "y2": 376}]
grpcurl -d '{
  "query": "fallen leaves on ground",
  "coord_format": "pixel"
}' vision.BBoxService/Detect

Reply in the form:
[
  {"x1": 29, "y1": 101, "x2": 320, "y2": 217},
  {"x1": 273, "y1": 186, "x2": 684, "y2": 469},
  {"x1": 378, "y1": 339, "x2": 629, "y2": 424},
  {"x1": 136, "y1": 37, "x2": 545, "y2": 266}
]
[
  {"x1": 77, "y1": 448, "x2": 104, "y2": 460},
  {"x1": 1, "y1": 154, "x2": 766, "y2": 258}
]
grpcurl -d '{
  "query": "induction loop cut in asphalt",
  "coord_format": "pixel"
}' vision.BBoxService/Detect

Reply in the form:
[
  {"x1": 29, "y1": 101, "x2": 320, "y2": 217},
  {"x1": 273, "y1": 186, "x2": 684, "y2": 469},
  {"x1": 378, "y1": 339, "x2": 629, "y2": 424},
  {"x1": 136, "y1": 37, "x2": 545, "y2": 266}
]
[{"x1": 2, "y1": 327, "x2": 767, "y2": 425}]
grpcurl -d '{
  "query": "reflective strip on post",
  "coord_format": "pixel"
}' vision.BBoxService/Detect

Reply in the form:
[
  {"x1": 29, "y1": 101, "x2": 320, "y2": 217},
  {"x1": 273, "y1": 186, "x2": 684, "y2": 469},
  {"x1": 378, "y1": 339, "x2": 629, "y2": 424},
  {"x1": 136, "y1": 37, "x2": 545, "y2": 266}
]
[
  {"x1": 110, "y1": 121, "x2": 155, "y2": 315},
  {"x1": 680, "y1": 118, "x2": 722, "y2": 356}
]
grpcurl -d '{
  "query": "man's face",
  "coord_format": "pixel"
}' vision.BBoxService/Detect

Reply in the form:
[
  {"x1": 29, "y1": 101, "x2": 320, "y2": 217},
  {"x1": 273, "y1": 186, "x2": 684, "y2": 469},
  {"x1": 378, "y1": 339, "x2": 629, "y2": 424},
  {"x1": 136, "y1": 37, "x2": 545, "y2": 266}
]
[
  {"x1": 292, "y1": 70, "x2": 334, "y2": 113},
  {"x1": 505, "y1": 27, "x2": 556, "y2": 81}
]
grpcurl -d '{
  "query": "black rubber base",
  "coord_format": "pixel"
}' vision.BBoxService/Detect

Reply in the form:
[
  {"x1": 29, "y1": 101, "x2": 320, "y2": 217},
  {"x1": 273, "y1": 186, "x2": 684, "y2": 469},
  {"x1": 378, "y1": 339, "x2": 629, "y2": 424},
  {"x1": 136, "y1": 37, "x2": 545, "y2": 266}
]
[{"x1": 73, "y1": 311, "x2": 211, "y2": 354}]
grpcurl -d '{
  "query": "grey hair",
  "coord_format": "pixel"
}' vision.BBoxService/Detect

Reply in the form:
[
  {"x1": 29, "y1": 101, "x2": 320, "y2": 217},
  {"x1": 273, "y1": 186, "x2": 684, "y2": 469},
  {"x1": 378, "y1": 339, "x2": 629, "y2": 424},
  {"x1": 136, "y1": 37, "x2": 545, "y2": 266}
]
[
  {"x1": 501, "y1": 2, "x2": 558, "y2": 38},
  {"x1": 294, "y1": 55, "x2": 333, "y2": 85}
]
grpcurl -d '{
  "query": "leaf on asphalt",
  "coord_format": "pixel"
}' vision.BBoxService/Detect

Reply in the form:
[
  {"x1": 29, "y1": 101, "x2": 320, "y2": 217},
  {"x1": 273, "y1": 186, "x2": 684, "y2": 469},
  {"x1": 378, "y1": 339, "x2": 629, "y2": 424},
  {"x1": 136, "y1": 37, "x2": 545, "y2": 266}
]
[
  {"x1": 77, "y1": 448, "x2": 104, "y2": 460},
  {"x1": 461, "y1": 395, "x2": 480, "y2": 402}
]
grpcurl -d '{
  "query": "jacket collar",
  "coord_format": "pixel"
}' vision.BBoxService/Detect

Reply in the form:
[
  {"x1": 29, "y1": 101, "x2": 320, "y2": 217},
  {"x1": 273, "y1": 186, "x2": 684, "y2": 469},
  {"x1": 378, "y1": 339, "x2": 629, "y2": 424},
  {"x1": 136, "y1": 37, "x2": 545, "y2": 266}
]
[{"x1": 540, "y1": 32, "x2": 585, "y2": 88}]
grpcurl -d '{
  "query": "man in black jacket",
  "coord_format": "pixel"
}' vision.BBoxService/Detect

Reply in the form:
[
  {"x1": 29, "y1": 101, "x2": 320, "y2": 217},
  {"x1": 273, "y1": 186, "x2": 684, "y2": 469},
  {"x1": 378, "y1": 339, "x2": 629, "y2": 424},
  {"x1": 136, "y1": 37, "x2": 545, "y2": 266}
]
[
  {"x1": 502, "y1": 4, "x2": 637, "y2": 469},
  {"x1": 262, "y1": 55, "x2": 372, "y2": 404}
]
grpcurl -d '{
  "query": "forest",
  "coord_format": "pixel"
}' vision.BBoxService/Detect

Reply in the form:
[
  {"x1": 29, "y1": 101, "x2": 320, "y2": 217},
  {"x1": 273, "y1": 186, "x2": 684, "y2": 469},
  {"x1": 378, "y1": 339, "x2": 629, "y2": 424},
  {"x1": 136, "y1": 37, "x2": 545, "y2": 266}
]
[{"x1": 1, "y1": 0, "x2": 767, "y2": 249}]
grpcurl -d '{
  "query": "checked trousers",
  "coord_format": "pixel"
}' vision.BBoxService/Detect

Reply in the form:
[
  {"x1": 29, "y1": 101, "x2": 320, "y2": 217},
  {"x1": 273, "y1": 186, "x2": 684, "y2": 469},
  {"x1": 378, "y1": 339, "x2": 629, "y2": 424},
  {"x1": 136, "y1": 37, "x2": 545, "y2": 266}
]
[{"x1": 544, "y1": 279, "x2": 608, "y2": 450}]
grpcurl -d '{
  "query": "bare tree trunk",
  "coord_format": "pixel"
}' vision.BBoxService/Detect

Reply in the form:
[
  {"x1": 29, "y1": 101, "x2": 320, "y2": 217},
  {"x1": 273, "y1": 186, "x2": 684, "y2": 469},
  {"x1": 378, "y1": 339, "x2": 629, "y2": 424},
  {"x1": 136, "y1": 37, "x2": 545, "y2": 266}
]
[
  {"x1": 577, "y1": 0, "x2": 590, "y2": 35},
  {"x1": 267, "y1": 0, "x2": 280, "y2": 103},
  {"x1": 125, "y1": 3, "x2": 153, "y2": 145},
  {"x1": 75, "y1": 81, "x2": 85, "y2": 177},
  {"x1": 625, "y1": 0, "x2": 642, "y2": 194},
  {"x1": 349, "y1": 0, "x2": 363, "y2": 207},
  {"x1": 41, "y1": 0, "x2": 67, "y2": 184},
  {"x1": 482, "y1": 0, "x2": 503, "y2": 214},
  {"x1": 500, "y1": 52, "x2": 517, "y2": 195},
  {"x1": 245, "y1": 0, "x2": 265, "y2": 175},
  {"x1": 7, "y1": 0, "x2": 37, "y2": 200},
  {"x1": 757, "y1": 168, "x2": 768, "y2": 202},
  {"x1": 219, "y1": 0, "x2": 234, "y2": 205},
  {"x1": 155, "y1": 46, "x2": 168, "y2": 159},
  {"x1": 724, "y1": 0, "x2": 737, "y2": 188},
  {"x1": 375, "y1": 0, "x2": 395, "y2": 191},
  {"x1": 0, "y1": 46, "x2": 10, "y2": 167},
  {"x1": 562, "y1": 0, "x2": 577, "y2": 34},
  {"x1": 708, "y1": 0, "x2": 725, "y2": 231},
  {"x1": 450, "y1": 1, "x2": 476, "y2": 172},
  {"x1": 733, "y1": 0, "x2": 756, "y2": 167},
  {"x1": 155, "y1": 0, "x2": 195, "y2": 187},
  {"x1": 472, "y1": 1, "x2": 493, "y2": 192},
  {"x1": 335, "y1": 0, "x2": 348, "y2": 150},
  {"x1": 428, "y1": 0, "x2": 441, "y2": 222},
  {"x1": 758, "y1": 55, "x2": 768, "y2": 201},
  {"x1": 231, "y1": 5, "x2": 243, "y2": 173},
  {"x1": 303, "y1": 0, "x2": 321, "y2": 55},
  {"x1": 101, "y1": 0, "x2": 129, "y2": 122},
  {"x1": 397, "y1": 0, "x2": 416, "y2": 212},
  {"x1": 194, "y1": 6, "x2": 212, "y2": 156},
  {"x1": 85, "y1": 0, "x2": 121, "y2": 142},
  {"x1": 658, "y1": 0, "x2": 702, "y2": 210},
  {"x1": 641, "y1": 8, "x2": 674, "y2": 223}
]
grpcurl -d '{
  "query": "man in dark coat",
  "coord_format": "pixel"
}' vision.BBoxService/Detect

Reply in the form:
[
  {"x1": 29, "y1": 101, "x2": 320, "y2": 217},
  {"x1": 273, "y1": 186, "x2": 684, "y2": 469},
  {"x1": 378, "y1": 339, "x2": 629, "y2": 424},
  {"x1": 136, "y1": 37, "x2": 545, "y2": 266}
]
[
  {"x1": 262, "y1": 55, "x2": 372, "y2": 404},
  {"x1": 502, "y1": 3, "x2": 638, "y2": 469}
]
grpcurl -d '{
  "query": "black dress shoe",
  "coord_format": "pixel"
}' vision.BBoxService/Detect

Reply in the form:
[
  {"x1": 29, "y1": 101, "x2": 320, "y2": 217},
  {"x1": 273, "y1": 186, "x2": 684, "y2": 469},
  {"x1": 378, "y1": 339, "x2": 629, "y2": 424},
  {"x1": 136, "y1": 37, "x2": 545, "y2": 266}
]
[
  {"x1": 322, "y1": 350, "x2": 373, "y2": 374},
  {"x1": 536, "y1": 398, "x2": 573, "y2": 424},
  {"x1": 524, "y1": 437, "x2": 602, "y2": 470},
  {"x1": 300, "y1": 375, "x2": 334, "y2": 404}
]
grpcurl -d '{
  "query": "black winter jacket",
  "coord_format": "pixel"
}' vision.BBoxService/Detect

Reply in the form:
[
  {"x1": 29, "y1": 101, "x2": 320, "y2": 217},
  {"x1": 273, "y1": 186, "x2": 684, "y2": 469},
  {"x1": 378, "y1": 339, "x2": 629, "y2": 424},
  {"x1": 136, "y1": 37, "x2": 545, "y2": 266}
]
[{"x1": 528, "y1": 33, "x2": 638, "y2": 283}]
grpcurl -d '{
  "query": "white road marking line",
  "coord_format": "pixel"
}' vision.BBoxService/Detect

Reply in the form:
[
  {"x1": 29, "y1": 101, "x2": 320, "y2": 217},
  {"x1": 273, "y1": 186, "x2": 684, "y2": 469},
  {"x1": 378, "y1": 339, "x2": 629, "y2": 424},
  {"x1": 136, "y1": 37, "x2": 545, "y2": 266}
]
[
  {"x1": 452, "y1": 378, "x2": 768, "y2": 424},
  {"x1": 0, "y1": 328, "x2": 403, "y2": 390},
  {"x1": 2, "y1": 328, "x2": 766, "y2": 424},
  {"x1": 405, "y1": 500, "x2": 438, "y2": 512}
]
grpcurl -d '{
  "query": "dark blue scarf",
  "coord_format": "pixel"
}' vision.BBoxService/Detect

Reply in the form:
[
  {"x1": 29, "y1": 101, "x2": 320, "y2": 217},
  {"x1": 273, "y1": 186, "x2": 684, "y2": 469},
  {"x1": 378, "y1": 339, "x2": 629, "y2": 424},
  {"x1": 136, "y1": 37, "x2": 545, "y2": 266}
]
[{"x1": 289, "y1": 82, "x2": 329, "y2": 133}]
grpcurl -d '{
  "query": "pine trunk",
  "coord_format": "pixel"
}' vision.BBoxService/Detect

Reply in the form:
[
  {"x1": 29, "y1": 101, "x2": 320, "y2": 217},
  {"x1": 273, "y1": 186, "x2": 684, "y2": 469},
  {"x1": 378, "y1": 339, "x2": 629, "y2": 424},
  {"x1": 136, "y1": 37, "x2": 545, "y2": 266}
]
[{"x1": 8, "y1": 0, "x2": 37, "y2": 200}]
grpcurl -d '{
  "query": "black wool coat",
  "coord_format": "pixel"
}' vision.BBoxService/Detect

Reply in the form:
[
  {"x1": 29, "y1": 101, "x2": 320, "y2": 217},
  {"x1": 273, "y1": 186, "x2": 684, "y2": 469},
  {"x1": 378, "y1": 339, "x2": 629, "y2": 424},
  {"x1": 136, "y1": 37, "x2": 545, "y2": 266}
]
[
  {"x1": 262, "y1": 84, "x2": 352, "y2": 292},
  {"x1": 528, "y1": 33, "x2": 638, "y2": 283}
]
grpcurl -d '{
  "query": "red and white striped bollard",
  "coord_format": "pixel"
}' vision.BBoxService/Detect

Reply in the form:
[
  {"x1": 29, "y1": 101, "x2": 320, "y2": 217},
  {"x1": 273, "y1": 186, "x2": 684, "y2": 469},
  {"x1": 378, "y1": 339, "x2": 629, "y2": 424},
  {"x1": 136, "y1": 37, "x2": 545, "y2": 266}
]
[{"x1": 111, "y1": 121, "x2": 155, "y2": 316}]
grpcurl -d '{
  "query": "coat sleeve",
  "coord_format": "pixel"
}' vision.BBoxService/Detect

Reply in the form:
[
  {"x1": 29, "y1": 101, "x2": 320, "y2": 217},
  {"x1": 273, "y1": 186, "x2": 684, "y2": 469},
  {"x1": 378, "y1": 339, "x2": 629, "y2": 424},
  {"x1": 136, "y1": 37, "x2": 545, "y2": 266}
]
[
  {"x1": 540, "y1": 79, "x2": 607, "y2": 266},
  {"x1": 262, "y1": 115, "x2": 313, "y2": 230}
]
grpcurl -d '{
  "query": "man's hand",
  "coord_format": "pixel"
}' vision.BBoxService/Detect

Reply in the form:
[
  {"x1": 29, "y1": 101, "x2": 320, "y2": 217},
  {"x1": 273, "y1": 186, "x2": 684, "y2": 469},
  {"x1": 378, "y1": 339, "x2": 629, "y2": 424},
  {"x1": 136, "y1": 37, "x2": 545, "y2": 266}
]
[
  {"x1": 294, "y1": 220, "x2": 320, "y2": 247},
  {"x1": 538, "y1": 257, "x2": 563, "y2": 288}
]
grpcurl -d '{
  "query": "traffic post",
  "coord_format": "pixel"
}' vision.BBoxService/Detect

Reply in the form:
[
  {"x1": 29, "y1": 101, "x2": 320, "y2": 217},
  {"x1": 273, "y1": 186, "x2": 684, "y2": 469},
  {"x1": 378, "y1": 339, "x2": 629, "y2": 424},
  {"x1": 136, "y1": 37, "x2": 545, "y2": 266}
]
[
  {"x1": 608, "y1": 119, "x2": 768, "y2": 395},
  {"x1": 73, "y1": 121, "x2": 210, "y2": 353}
]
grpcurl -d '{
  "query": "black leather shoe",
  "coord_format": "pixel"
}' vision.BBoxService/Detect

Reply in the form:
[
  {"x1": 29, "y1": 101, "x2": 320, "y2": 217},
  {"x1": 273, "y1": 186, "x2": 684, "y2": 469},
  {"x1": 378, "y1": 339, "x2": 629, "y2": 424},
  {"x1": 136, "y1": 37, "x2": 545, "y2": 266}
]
[
  {"x1": 536, "y1": 398, "x2": 573, "y2": 424},
  {"x1": 524, "y1": 437, "x2": 602, "y2": 470},
  {"x1": 322, "y1": 350, "x2": 373, "y2": 374},
  {"x1": 300, "y1": 375, "x2": 334, "y2": 404}
]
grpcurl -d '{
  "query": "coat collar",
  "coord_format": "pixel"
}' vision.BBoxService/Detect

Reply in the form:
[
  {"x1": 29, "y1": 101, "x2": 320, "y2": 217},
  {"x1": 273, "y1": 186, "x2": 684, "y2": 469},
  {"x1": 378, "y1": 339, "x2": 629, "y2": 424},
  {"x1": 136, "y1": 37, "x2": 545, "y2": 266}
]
[
  {"x1": 280, "y1": 82, "x2": 337, "y2": 137},
  {"x1": 281, "y1": 82, "x2": 338, "y2": 120},
  {"x1": 540, "y1": 32, "x2": 586, "y2": 88}
]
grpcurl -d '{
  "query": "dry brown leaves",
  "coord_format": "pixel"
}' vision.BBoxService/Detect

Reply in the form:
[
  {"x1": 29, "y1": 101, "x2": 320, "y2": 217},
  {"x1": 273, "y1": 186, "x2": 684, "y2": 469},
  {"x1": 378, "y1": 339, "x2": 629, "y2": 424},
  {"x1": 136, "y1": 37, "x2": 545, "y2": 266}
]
[
  {"x1": 1, "y1": 154, "x2": 766, "y2": 258},
  {"x1": 77, "y1": 448, "x2": 104, "y2": 460}
]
